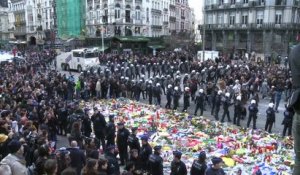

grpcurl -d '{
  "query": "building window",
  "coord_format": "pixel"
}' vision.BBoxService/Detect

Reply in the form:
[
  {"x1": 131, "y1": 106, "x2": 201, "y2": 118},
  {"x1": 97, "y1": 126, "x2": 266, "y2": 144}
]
[
  {"x1": 242, "y1": 15, "x2": 248, "y2": 24},
  {"x1": 136, "y1": 6, "x2": 141, "y2": 20},
  {"x1": 217, "y1": 14, "x2": 223, "y2": 24},
  {"x1": 218, "y1": 0, "x2": 224, "y2": 5},
  {"x1": 230, "y1": 0, "x2": 236, "y2": 4},
  {"x1": 258, "y1": 0, "x2": 265, "y2": 5},
  {"x1": 181, "y1": 9, "x2": 184, "y2": 17},
  {"x1": 135, "y1": 27, "x2": 140, "y2": 34},
  {"x1": 181, "y1": 22, "x2": 184, "y2": 30},
  {"x1": 115, "y1": 26, "x2": 121, "y2": 35},
  {"x1": 243, "y1": 0, "x2": 248, "y2": 3},
  {"x1": 115, "y1": 4, "x2": 121, "y2": 19},
  {"x1": 256, "y1": 11, "x2": 263, "y2": 24},
  {"x1": 275, "y1": 13, "x2": 282, "y2": 24},
  {"x1": 229, "y1": 15, "x2": 235, "y2": 25}
]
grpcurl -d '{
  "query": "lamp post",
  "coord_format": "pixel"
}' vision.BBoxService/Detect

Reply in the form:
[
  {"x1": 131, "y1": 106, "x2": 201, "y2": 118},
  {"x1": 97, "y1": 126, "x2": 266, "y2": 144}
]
[{"x1": 202, "y1": 7, "x2": 206, "y2": 62}]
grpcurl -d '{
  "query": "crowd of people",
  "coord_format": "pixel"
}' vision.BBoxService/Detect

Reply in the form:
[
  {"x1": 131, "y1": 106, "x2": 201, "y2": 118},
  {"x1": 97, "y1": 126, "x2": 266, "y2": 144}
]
[{"x1": 0, "y1": 48, "x2": 294, "y2": 175}]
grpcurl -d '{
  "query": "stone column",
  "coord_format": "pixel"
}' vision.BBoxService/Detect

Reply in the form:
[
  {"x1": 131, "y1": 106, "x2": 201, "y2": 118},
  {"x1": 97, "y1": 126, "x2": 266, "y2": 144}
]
[{"x1": 212, "y1": 31, "x2": 216, "y2": 50}]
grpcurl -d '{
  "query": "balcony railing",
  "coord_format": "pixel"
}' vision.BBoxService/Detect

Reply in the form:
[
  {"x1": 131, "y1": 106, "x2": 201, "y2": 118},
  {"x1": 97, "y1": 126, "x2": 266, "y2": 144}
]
[
  {"x1": 200, "y1": 22, "x2": 300, "y2": 30},
  {"x1": 151, "y1": 9, "x2": 162, "y2": 14},
  {"x1": 151, "y1": 25, "x2": 162, "y2": 30},
  {"x1": 163, "y1": 21, "x2": 169, "y2": 25}
]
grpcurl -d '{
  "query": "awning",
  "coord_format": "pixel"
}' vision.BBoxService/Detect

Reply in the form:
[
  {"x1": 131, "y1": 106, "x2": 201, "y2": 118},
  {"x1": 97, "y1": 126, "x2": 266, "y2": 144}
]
[
  {"x1": 148, "y1": 45, "x2": 165, "y2": 49},
  {"x1": 114, "y1": 36, "x2": 150, "y2": 42}
]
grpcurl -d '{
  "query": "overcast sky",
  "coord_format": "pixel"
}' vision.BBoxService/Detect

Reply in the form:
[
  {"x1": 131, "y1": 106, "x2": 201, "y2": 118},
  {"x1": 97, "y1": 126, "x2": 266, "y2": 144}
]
[{"x1": 189, "y1": 0, "x2": 203, "y2": 23}]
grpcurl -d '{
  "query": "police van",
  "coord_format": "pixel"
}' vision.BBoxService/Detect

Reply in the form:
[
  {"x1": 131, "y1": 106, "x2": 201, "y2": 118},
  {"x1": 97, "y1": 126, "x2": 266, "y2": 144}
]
[{"x1": 56, "y1": 48, "x2": 100, "y2": 72}]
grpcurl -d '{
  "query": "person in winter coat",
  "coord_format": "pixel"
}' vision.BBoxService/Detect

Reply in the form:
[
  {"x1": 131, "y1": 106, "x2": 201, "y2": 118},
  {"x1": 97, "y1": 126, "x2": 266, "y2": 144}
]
[
  {"x1": 0, "y1": 140, "x2": 28, "y2": 175},
  {"x1": 96, "y1": 79, "x2": 102, "y2": 99},
  {"x1": 265, "y1": 103, "x2": 276, "y2": 133},
  {"x1": 105, "y1": 145, "x2": 120, "y2": 175},
  {"x1": 260, "y1": 79, "x2": 269, "y2": 99},
  {"x1": 282, "y1": 105, "x2": 294, "y2": 137}
]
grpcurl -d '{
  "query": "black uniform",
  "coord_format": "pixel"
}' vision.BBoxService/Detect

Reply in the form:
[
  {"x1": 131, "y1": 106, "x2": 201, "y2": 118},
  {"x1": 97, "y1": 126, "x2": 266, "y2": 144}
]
[
  {"x1": 282, "y1": 109, "x2": 294, "y2": 136},
  {"x1": 148, "y1": 153, "x2": 163, "y2": 175},
  {"x1": 165, "y1": 88, "x2": 173, "y2": 109},
  {"x1": 82, "y1": 115, "x2": 92, "y2": 137},
  {"x1": 170, "y1": 160, "x2": 187, "y2": 175},
  {"x1": 233, "y1": 100, "x2": 243, "y2": 126},
  {"x1": 173, "y1": 90, "x2": 181, "y2": 110},
  {"x1": 128, "y1": 133, "x2": 141, "y2": 152},
  {"x1": 221, "y1": 97, "x2": 232, "y2": 122},
  {"x1": 214, "y1": 94, "x2": 222, "y2": 121},
  {"x1": 91, "y1": 112, "x2": 107, "y2": 150},
  {"x1": 139, "y1": 143, "x2": 152, "y2": 171},
  {"x1": 147, "y1": 84, "x2": 153, "y2": 105},
  {"x1": 106, "y1": 120, "x2": 116, "y2": 147},
  {"x1": 247, "y1": 103, "x2": 258, "y2": 129},
  {"x1": 265, "y1": 107, "x2": 276, "y2": 133},
  {"x1": 153, "y1": 86, "x2": 162, "y2": 106},
  {"x1": 194, "y1": 92, "x2": 205, "y2": 116},
  {"x1": 117, "y1": 127, "x2": 130, "y2": 165},
  {"x1": 182, "y1": 91, "x2": 190, "y2": 112},
  {"x1": 190, "y1": 159, "x2": 207, "y2": 175}
]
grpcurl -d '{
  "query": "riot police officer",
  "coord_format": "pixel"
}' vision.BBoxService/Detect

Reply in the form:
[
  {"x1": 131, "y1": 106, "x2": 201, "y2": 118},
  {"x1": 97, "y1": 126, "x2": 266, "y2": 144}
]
[
  {"x1": 106, "y1": 114, "x2": 116, "y2": 147},
  {"x1": 194, "y1": 89, "x2": 205, "y2": 116},
  {"x1": 116, "y1": 122, "x2": 130, "y2": 166},
  {"x1": 221, "y1": 92, "x2": 232, "y2": 123},
  {"x1": 214, "y1": 90, "x2": 222, "y2": 121},
  {"x1": 247, "y1": 99, "x2": 258, "y2": 129},
  {"x1": 182, "y1": 87, "x2": 190, "y2": 112},
  {"x1": 282, "y1": 105, "x2": 294, "y2": 137},
  {"x1": 154, "y1": 83, "x2": 162, "y2": 106},
  {"x1": 147, "y1": 80, "x2": 153, "y2": 105},
  {"x1": 148, "y1": 145, "x2": 163, "y2": 175},
  {"x1": 165, "y1": 84, "x2": 173, "y2": 109},
  {"x1": 190, "y1": 151, "x2": 207, "y2": 175},
  {"x1": 233, "y1": 95, "x2": 243, "y2": 126},
  {"x1": 170, "y1": 151, "x2": 187, "y2": 175},
  {"x1": 128, "y1": 127, "x2": 141, "y2": 153},
  {"x1": 173, "y1": 86, "x2": 181, "y2": 110},
  {"x1": 265, "y1": 103, "x2": 276, "y2": 133}
]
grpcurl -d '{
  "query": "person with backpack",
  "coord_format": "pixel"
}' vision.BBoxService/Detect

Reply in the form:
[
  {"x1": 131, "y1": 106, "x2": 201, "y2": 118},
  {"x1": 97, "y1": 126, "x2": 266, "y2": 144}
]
[{"x1": 0, "y1": 139, "x2": 28, "y2": 175}]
